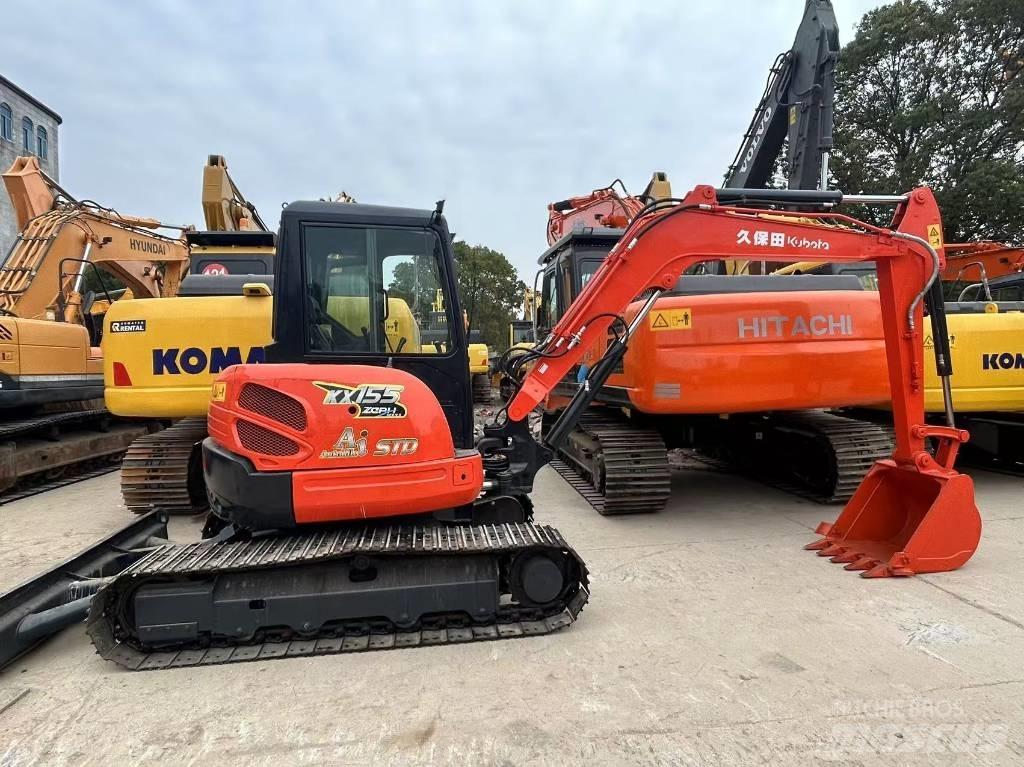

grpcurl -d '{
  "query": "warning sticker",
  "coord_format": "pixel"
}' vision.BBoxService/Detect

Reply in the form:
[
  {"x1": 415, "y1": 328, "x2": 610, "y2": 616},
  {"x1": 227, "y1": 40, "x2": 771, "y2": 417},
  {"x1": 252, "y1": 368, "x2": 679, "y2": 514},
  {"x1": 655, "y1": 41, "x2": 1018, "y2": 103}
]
[
  {"x1": 924, "y1": 333, "x2": 956, "y2": 348},
  {"x1": 649, "y1": 308, "x2": 692, "y2": 331},
  {"x1": 927, "y1": 224, "x2": 943, "y2": 249}
]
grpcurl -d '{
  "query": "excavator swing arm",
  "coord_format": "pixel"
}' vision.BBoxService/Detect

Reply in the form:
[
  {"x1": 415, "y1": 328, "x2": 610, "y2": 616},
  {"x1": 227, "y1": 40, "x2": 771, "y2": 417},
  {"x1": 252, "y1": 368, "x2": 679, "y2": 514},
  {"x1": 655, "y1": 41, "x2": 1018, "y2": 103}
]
[{"x1": 485, "y1": 185, "x2": 981, "y2": 578}]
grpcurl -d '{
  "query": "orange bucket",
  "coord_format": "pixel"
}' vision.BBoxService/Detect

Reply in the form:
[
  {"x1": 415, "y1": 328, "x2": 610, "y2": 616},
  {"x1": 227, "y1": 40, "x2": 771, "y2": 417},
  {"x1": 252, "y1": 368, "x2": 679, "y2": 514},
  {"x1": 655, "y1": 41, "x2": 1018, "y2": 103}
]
[{"x1": 806, "y1": 429, "x2": 982, "y2": 577}]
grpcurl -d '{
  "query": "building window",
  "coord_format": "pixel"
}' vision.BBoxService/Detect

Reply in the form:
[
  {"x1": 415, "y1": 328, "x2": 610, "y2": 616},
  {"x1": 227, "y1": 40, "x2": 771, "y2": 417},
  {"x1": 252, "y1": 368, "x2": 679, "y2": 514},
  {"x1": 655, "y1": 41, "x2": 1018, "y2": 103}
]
[
  {"x1": 36, "y1": 126, "x2": 48, "y2": 160},
  {"x1": 0, "y1": 103, "x2": 12, "y2": 142},
  {"x1": 22, "y1": 117, "x2": 33, "y2": 153}
]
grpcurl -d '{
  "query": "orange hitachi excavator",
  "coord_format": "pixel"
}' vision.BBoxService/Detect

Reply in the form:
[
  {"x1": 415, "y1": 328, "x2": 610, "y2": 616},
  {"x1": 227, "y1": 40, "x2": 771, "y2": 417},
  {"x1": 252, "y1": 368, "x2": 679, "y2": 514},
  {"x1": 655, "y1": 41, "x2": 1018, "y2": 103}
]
[
  {"x1": 79, "y1": 185, "x2": 980, "y2": 670},
  {"x1": 529, "y1": 0, "x2": 892, "y2": 511},
  {"x1": 942, "y1": 241, "x2": 1024, "y2": 285},
  {"x1": 0, "y1": 156, "x2": 191, "y2": 496}
]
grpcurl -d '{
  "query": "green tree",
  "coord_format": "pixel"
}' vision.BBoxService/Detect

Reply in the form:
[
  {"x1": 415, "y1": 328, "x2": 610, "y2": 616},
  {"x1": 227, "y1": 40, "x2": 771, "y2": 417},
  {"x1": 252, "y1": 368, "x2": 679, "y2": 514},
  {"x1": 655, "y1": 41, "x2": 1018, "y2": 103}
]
[
  {"x1": 831, "y1": 0, "x2": 1024, "y2": 241},
  {"x1": 452, "y1": 241, "x2": 525, "y2": 352}
]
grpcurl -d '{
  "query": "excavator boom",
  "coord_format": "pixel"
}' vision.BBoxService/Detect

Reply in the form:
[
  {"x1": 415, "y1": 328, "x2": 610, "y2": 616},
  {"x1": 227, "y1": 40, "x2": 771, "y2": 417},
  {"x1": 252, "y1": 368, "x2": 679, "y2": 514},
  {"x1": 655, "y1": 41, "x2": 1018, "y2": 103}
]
[
  {"x1": 723, "y1": 0, "x2": 839, "y2": 190},
  {"x1": 201, "y1": 155, "x2": 268, "y2": 232}
]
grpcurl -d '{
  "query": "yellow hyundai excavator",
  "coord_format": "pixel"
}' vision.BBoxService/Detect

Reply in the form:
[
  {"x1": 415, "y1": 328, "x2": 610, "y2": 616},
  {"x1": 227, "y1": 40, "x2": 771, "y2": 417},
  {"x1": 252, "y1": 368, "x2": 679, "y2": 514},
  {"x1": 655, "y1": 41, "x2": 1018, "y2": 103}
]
[{"x1": 0, "y1": 156, "x2": 193, "y2": 497}]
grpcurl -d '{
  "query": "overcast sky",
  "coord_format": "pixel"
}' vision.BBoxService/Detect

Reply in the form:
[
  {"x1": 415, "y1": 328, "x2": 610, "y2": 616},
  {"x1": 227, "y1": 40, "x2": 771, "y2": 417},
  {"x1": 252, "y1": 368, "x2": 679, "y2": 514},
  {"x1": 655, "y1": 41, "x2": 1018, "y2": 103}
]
[{"x1": 6, "y1": 0, "x2": 889, "y2": 282}]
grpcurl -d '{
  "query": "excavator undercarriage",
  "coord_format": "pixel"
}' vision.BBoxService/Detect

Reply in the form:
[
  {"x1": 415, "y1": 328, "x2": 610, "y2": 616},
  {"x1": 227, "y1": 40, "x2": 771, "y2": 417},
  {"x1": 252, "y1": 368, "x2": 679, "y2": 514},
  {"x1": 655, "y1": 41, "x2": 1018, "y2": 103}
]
[
  {"x1": 0, "y1": 405, "x2": 157, "y2": 503},
  {"x1": 88, "y1": 521, "x2": 588, "y2": 669},
  {"x1": 120, "y1": 417, "x2": 209, "y2": 514},
  {"x1": 547, "y1": 407, "x2": 895, "y2": 514}
]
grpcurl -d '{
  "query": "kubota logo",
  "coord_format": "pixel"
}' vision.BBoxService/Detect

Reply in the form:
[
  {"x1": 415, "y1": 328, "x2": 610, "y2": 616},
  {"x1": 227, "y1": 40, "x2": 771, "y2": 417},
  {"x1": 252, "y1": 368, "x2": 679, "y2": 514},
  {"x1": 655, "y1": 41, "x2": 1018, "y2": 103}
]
[
  {"x1": 982, "y1": 352, "x2": 1024, "y2": 370},
  {"x1": 152, "y1": 346, "x2": 265, "y2": 375},
  {"x1": 314, "y1": 382, "x2": 407, "y2": 418}
]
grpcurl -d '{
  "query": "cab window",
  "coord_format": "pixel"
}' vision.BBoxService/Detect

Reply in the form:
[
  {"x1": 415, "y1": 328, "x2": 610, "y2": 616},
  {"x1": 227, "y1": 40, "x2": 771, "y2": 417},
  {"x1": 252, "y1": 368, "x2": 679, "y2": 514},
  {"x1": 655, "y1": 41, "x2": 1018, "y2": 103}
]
[
  {"x1": 538, "y1": 266, "x2": 561, "y2": 335},
  {"x1": 303, "y1": 225, "x2": 449, "y2": 354}
]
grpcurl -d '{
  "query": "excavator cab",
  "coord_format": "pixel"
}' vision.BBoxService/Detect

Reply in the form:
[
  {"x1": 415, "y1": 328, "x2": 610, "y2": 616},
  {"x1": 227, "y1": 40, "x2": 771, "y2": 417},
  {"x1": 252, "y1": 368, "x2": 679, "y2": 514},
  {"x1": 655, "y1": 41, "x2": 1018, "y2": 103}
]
[{"x1": 266, "y1": 201, "x2": 472, "y2": 444}]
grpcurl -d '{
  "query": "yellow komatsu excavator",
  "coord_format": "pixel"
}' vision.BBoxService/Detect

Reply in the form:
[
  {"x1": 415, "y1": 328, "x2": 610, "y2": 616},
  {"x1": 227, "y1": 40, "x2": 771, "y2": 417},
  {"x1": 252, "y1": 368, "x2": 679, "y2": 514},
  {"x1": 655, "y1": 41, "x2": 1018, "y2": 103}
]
[
  {"x1": 0, "y1": 156, "x2": 193, "y2": 497},
  {"x1": 771, "y1": 258, "x2": 1024, "y2": 468},
  {"x1": 109, "y1": 155, "x2": 276, "y2": 514}
]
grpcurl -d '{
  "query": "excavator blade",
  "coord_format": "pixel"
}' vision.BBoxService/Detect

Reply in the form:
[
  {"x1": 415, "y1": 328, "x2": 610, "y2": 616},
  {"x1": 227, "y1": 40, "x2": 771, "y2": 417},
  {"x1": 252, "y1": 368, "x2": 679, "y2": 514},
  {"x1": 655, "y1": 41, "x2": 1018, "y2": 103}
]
[{"x1": 804, "y1": 460, "x2": 981, "y2": 578}]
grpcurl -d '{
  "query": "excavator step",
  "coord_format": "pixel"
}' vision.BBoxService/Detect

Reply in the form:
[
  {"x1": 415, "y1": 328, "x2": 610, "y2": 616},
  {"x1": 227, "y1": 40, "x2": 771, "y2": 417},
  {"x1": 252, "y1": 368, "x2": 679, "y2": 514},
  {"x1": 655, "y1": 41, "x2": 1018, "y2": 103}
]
[{"x1": 87, "y1": 521, "x2": 589, "y2": 670}]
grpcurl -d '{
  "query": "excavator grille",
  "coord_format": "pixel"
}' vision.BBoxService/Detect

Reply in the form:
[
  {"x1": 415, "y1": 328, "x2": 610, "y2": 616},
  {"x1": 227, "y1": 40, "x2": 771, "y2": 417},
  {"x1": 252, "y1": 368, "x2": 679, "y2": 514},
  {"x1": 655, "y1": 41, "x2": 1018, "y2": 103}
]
[
  {"x1": 238, "y1": 383, "x2": 307, "y2": 432},
  {"x1": 236, "y1": 419, "x2": 300, "y2": 457}
]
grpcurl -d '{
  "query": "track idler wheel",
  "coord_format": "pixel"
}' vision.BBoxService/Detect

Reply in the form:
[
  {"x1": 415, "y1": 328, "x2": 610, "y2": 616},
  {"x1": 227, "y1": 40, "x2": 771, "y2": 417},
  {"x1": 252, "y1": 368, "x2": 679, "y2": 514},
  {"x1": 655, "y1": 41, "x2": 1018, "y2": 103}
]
[{"x1": 510, "y1": 551, "x2": 573, "y2": 608}]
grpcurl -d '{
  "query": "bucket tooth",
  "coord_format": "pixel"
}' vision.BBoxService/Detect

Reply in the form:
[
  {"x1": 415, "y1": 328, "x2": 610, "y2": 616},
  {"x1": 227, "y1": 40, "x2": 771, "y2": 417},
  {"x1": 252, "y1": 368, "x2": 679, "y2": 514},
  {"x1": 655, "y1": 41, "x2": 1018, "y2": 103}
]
[
  {"x1": 830, "y1": 550, "x2": 860, "y2": 564},
  {"x1": 804, "y1": 461, "x2": 981, "y2": 578},
  {"x1": 862, "y1": 563, "x2": 896, "y2": 578},
  {"x1": 844, "y1": 557, "x2": 876, "y2": 571},
  {"x1": 813, "y1": 521, "x2": 834, "y2": 536}
]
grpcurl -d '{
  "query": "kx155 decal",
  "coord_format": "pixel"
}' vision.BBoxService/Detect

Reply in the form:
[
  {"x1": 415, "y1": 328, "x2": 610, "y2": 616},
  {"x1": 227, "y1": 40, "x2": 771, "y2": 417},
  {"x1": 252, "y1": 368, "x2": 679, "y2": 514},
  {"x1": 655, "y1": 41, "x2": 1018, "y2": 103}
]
[{"x1": 313, "y1": 382, "x2": 407, "y2": 418}]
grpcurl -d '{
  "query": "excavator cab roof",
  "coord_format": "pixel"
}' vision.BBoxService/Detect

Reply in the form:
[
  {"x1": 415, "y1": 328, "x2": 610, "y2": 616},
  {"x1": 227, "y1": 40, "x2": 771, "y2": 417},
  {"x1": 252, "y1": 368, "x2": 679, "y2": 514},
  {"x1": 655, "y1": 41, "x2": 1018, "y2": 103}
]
[
  {"x1": 186, "y1": 230, "x2": 275, "y2": 249},
  {"x1": 283, "y1": 200, "x2": 439, "y2": 228},
  {"x1": 538, "y1": 227, "x2": 623, "y2": 266}
]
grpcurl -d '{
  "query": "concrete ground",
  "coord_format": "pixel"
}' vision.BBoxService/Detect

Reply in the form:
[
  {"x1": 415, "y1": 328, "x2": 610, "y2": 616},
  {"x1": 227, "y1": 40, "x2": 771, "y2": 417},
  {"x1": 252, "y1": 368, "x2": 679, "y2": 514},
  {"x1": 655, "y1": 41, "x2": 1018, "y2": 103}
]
[{"x1": 0, "y1": 464, "x2": 1021, "y2": 766}]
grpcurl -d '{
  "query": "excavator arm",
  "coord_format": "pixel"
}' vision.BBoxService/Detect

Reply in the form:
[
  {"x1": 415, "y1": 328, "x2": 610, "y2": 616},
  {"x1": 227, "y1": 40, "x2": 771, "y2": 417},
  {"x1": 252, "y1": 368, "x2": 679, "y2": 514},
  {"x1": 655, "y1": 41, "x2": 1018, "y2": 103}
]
[
  {"x1": 201, "y1": 155, "x2": 268, "y2": 232},
  {"x1": 508, "y1": 186, "x2": 945, "y2": 450},
  {"x1": 1, "y1": 157, "x2": 191, "y2": 323},
  {"x1": 723, "y1": 0, "x2": 839, "y2": 190},
  {"x1": 486, "y1": 185, "x2": 981, "y2": 578}
]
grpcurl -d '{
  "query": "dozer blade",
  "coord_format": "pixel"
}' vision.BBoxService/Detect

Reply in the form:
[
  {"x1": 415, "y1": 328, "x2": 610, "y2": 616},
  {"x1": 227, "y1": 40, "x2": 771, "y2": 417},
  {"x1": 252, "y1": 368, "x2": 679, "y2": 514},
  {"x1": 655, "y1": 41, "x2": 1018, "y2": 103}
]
[{"x1": 804, "y1": 459, "x2": 981, "y2": 578}]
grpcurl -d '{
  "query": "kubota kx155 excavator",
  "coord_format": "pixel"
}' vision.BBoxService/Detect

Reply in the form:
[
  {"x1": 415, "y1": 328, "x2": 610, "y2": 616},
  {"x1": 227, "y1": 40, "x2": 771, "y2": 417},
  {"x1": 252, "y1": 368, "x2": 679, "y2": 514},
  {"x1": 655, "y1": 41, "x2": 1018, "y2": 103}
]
[{"x1": 83, "y1": 184, "x2": 980, "y2": 669}]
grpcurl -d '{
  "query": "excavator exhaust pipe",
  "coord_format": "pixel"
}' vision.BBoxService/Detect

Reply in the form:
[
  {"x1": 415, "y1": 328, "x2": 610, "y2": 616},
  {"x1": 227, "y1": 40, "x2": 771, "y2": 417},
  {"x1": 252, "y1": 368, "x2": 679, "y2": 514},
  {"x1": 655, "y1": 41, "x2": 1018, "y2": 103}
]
[{"x1": 805, "y1": 428, "x2": 982, "y2": 578}]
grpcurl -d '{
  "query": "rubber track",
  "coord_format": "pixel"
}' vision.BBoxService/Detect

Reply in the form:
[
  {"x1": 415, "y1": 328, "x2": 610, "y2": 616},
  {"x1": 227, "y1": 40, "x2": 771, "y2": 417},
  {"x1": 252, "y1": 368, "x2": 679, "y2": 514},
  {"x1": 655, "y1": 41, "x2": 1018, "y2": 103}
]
[
  {"x1": 121, "y1": 418, "x2": 208, "y2": 514},
  {"x1": 556, "y1": 414, "x2": 670, "y2": 515},
  {"x1": 0, "y1": 408, "x2": 133, "y2": 504},
  {"x1": 472, "y1": 374, "x2": 493, "y2": 404},
  {"x1": 87, "y1": 521, "x2": 589, "y2": 670}
]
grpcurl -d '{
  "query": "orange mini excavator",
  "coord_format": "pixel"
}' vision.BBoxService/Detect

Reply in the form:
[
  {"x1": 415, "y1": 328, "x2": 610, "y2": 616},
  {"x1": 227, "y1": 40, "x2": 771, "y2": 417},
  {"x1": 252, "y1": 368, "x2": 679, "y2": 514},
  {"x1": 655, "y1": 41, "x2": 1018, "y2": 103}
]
[{"x1": 84, "y1": 185, "x2": 980, "y2": 669}]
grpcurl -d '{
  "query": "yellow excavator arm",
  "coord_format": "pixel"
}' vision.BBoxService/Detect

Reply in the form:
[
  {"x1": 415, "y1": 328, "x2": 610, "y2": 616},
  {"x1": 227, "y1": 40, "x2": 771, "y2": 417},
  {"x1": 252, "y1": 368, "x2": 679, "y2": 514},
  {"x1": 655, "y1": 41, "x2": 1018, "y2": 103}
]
[
  {"x1": 1, "y1": 157, "x2": 192, "y2": 324},
  {"x1": 201, "y1": 155, "x2": 268, "y2": 233}
]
